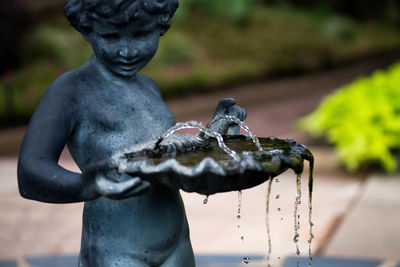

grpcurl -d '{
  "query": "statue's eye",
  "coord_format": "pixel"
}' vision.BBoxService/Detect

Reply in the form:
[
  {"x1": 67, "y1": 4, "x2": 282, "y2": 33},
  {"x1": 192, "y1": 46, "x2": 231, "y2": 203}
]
[
  {"x1": 134, "y1": 29, "x2": 152, "y2": 37},
  {"x1": 101, "y1": 33, "x2": 119, "y2": 41}
]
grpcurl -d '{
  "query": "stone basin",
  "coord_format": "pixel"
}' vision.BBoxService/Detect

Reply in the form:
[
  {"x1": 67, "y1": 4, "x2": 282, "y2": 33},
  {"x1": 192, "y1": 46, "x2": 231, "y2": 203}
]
[{"x1": 115, "y1": 135, "x2": 313, "y2": 195}]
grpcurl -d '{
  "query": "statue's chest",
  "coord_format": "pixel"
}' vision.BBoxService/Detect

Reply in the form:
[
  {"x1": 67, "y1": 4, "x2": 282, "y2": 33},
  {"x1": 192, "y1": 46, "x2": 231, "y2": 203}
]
[{"x1": 73, "y1": 88, "x2": 175, "y2": 157}]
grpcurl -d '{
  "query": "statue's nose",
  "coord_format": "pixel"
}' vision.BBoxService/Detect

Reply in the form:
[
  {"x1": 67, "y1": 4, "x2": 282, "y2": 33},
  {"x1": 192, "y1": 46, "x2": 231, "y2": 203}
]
[{"x1": 119, "y1": 47, "x2": 139, "y2": 59}]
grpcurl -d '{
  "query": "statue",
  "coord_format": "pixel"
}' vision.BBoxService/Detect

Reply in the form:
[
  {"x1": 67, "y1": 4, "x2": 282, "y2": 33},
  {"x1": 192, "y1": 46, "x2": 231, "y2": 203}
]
[{"x1": 17, "y1": 0, "x2": 247, "y2": 266}]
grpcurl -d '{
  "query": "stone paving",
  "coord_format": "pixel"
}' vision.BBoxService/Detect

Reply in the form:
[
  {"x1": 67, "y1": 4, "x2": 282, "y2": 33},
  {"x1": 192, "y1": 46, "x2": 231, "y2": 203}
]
[
  {"x1": 1, "y1": 57, "x2": 400, "y2": 266},
  {"x1": 324, "y1": 176, "x2": 400, "y2": 262}
]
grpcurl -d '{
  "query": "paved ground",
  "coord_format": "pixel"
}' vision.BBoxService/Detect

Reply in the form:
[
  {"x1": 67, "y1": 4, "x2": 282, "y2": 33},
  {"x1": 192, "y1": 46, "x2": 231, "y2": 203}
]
[
  {"x1": 1, "y1": 56, "x2": 399, "y2": 266},
  {"x1": 324, "y1": 176, "x2": 400, "y2": 262}
]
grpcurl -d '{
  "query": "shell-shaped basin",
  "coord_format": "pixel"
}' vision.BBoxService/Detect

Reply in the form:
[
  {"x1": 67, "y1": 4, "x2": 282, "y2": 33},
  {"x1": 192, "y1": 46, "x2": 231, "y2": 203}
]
[{"x1": 114, "y1": 135, "x2": 313, "y2": 195}]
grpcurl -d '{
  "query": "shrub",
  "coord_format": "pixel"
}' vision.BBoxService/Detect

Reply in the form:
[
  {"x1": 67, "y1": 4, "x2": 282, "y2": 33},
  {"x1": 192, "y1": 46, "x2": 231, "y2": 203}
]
[{"x1": 299, "y1": 62, "x2": 400, "y2": 172}]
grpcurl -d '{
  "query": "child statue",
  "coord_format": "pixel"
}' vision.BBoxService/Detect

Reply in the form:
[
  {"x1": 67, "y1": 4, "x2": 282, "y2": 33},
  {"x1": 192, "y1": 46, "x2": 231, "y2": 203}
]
[{"x1": 17, "y1": 0, "x2": 246, "y2": 266}]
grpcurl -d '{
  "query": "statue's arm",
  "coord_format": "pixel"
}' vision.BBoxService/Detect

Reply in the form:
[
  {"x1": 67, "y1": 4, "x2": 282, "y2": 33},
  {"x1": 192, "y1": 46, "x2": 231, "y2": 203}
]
[
  {"x1": 18, "y1": 82, "x2": 150, "y2": 203},
  {"x1": 17, "y1": 85, "x2": 94, "y2": 203}
]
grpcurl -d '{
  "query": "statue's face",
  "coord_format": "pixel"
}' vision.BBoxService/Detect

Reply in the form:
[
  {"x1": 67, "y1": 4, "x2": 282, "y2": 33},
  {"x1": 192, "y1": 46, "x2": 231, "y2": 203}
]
[{"x1": 85, "y1": 14, "x2": 160, "y2": 78}]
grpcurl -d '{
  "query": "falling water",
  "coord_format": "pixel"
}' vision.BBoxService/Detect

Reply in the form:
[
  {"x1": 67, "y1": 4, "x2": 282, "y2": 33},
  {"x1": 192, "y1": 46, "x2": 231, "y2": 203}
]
[
  {"x1": 293, "y1": 173, "x2": 302, "y2": 259},
  {"x1": 265, "y1": 177, "x2": 273, "y2": 267},
  {"x1": 154, "y1": 120, "x2": 239, "y2": 161},
  {"x1": 203, "y1": 195, "x2": 209, "y2": 204},
  {"x1": 208, "y1": 115, "x2": 263, "y2": 151},
  {"x1": 237, "y1": 190, "x2": 242, "y2": 220},
  {"x1": 308, "y1": 160, "x2": 315, "y2": 267},
  {"x1": 237, "y1": 190, "x2": 250, "y2": 263}
]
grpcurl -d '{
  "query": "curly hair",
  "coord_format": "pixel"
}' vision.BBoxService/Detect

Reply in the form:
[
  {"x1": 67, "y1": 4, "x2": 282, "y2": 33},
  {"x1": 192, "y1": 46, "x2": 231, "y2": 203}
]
[{"x1": 64, "y1": 0, "x2": 179, "y2": 35}]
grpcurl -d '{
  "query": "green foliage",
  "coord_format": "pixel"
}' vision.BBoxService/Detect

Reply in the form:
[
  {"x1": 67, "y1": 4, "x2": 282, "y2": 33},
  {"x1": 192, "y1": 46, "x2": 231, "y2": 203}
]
[
  {"x1": 174, "y1": 0, "x2": 255, "y2": 23},
  {"x1": 151, "y1": 31, "x2": 194, "y2": 66},
  {"x1": 0, "y1": 61, "x2": 60, "y2": 125},
  {"x1": 320, "y1": 16, "x2": 360, "y2": 40},
  {"x1": 196, "y1": 0, "x2": 255, "y2": 22},
  {"x1": 299, "y1": 63, "x2": 400, "y2": 172},
  {"x1": 22, "y1": 24, "x2": 92, "y2": 69}
]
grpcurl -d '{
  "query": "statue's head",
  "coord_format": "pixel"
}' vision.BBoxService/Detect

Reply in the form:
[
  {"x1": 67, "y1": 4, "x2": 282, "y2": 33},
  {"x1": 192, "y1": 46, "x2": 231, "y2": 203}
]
[
  {"x1": 64, "y1": 0, "x2": 179, "y2": 77},
  {"x1": 64, "y1": 0, "x2": 179, "y2": 36}
]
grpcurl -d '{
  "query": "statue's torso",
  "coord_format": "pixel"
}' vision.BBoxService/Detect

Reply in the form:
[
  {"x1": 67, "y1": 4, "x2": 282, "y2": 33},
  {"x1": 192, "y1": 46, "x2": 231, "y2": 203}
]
[{"x1": 64, "y1": 68, "x2": 192, "y2": 265}]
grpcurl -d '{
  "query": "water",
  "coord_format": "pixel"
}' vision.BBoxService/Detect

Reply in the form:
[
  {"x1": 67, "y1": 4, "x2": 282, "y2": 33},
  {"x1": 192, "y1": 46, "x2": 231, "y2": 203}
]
[
  {"x1": 154, "y1": 120, "x2": 240, "y2": 161},
  {"x1": 308, "y1": 160, "x2": 315, "y2": 267},
  {"x1": 293, "y1": 173, "x2": 302, "y2": 258},
  {"x1": 203, "y1": 195, "x2": 209, "y2": 204},
  {"x1": 208, "y1": 115, "x2": 263, "y2": 151},
  {"x1": 237, "y1": 191, "x2": 243, "y2": 223},
  {"x1": 265, "y1": 177, "x2": 273, "y2": 267},
  {"x1": 237, "y1": 190, "x2": 250, "y2": 264}
]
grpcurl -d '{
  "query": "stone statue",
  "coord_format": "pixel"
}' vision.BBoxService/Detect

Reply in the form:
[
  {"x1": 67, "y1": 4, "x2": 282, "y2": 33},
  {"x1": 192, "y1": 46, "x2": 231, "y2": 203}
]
[{"x1": 17, "y1": 0, "x2": 246, "y2": 266}]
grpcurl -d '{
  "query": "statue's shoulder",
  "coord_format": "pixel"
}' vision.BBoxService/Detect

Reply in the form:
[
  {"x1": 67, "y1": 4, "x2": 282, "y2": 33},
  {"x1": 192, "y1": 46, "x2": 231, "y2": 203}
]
[
  {"x1": 48, "y1": 66, "x2": 88, "y2": 94},
  {"x1": 37, "y1": 66, "x2": 89, "y2": 115},
  {"x1": 137, "y1": 74, "x2": 162, "y2": 97}
]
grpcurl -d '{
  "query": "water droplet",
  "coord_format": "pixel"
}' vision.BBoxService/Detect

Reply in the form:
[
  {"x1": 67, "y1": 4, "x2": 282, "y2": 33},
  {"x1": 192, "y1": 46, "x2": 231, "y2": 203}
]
[
  {"x1": 278, "y1": 257, "x2": 281, "y2": 260},
  {"x1": 281, "y1": 218, "x2": 283, "y2": 221},
  {"x1": 278, "y1": 208, "x2": 281, "y2": 211},
  {"x1": 275, "y1": 178, "x2": 280, "y2": 183},
  {"x1": 293, "y1": 233, "x2": 299, "y2": 243},
  {"x1": 237, "y1": 215, "x2": 241, "y2": 219},
  {"x1": 203, "y1": 195, "x2": 209, "y2": 204},
  {"x1": 241, "y1": 236, "x2": 244, "y2": 242},
  {"x1": 242, "y1": 257, "x2": 250, "y2": 264},
  {"x1": 275, "y1": 194, "x2": 280, "y2": 199},
  {"x1": 237, "y1": 225, "x2": 240, "y2": 228}
]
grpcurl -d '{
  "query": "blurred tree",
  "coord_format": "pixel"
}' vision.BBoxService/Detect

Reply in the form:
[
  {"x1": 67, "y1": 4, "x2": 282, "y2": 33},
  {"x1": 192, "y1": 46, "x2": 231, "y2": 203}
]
[
  {"x1": 263, "y1": 0, "x2": 400, "y2": 21},
  {"x1": 0, "y1": 1, "x2": 29, "y2": 74},
  {"x1": 175, "y1": 0, "x2": 255, "y2": 23},
  {"x1": 0, "y1": 0, "x2": 65, "y2": 75}
]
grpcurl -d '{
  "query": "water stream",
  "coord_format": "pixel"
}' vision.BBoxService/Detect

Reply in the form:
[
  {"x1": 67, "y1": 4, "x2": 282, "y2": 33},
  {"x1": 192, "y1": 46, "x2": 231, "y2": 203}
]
[
  {"x1": 308, "y1": 161, "x2": 315, "y2": 267},
  {"x1": 154, "y1": 120, "x2": 239, "y2": 161},
  {"x1": 266, "y1": 177, "x2": 273, "y2": 267},
  {"x1": 293, "y1": 173, "x2": 302, "y2": 257},
  {"x1": 208, "y1": 115, "x2": 263, "y2": 151}
]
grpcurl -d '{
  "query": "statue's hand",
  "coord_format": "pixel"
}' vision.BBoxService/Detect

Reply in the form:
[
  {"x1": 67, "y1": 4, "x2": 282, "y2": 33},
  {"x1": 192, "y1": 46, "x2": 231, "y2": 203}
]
[
  {"x1": 83, "y1": 160, "x2": 150, "y2": 200},
  {"x1": 211, "y1": 98, "x2": 247, "y2": 135}
]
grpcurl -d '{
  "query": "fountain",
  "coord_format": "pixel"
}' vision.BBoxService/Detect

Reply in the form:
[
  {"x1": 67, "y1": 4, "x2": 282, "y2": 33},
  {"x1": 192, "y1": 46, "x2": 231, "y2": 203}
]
[
  {"x1": 113, "y1": 115, "x2": 313, "y2": 196},
  {"x1": 112, "y1": 115, "x2": 315, "y2": 266},
  {"x1": 17, "y1": 0, "x2": 315, "y2": 266}
]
